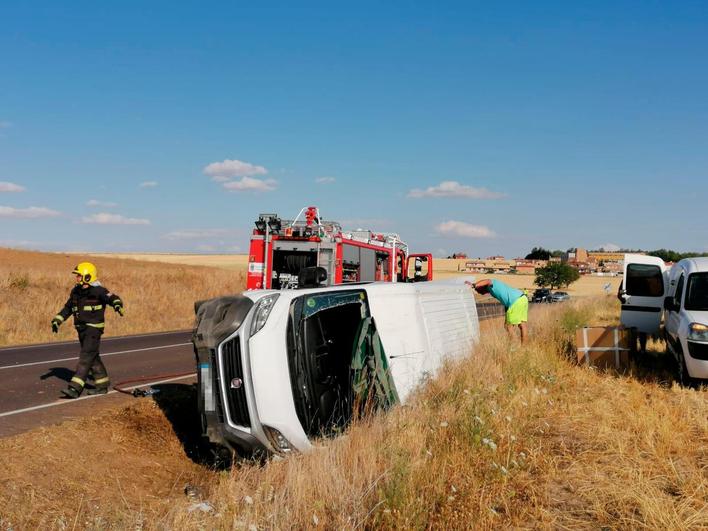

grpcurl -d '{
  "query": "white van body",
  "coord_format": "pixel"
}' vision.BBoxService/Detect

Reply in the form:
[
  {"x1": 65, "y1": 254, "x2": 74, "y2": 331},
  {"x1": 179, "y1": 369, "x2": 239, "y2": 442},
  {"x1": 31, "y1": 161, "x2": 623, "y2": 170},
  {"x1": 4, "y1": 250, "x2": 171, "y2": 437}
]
[
  {"x1": 663, "y1": 257, "x2": 708, "y2": 382},
  {"x1": 621, "y1": 255, "x2": 708, "y2": 382},
  {"x1": 193, "y1": 278, "x2": 481, "y2": 454}
]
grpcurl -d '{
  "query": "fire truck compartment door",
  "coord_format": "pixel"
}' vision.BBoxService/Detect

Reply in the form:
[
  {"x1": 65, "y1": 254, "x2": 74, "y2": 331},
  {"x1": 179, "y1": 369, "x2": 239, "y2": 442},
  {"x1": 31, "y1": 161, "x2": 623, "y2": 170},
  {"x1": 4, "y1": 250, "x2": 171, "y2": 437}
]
[
  {"x1": 317, "y1": 248, "x2": 335, "y2": 286},
  {"x1": 620, "y1": 254, "x2": 667, "y2": 334}
]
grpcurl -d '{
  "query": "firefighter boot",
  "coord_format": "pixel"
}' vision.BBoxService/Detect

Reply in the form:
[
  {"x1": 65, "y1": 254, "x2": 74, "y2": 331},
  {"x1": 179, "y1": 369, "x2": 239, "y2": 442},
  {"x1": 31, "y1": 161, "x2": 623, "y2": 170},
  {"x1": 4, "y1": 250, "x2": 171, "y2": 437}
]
[
  {"x1": 61, "y1": 376, "x2": 85, "y2": 399},
  {"x1": 86, "y1": 375, "x2": 110, "y2": 395},
  {"x1": 60, "y1": 386, "x2": 81, "y2": 399}
]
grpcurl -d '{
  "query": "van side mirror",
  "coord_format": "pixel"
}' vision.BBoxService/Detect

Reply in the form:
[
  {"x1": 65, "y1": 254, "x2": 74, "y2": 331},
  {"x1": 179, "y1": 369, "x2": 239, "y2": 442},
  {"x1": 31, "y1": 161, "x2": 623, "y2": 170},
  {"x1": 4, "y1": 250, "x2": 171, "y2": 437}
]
[{"x1": 663, "y1": 296, "x2": 676, "y2": 312}]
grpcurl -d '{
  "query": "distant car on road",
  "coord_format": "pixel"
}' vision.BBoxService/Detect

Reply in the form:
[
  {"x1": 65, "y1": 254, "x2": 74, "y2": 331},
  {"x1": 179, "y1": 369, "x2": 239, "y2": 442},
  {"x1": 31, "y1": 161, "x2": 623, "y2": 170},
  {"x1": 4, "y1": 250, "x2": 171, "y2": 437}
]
[
  {"x1": 532, "y1": 288, "x2": 551, "y2": 303},
  {"x1": 549, "y1": 291, "x2": 570, "y2": 303}
]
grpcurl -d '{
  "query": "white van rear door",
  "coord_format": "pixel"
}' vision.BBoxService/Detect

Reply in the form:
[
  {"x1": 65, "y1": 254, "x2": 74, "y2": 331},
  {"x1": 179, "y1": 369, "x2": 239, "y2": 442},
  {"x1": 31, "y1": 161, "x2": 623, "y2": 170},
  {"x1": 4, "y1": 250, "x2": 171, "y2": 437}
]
[{"x1": 620, "y1": 254, "x2": 667, "y2": 334}]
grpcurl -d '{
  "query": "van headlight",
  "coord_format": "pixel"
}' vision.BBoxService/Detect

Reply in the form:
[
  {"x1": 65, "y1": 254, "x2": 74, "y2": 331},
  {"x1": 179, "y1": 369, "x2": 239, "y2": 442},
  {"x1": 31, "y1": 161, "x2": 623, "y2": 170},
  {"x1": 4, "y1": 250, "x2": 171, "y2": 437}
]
[
  {"x1": 688, "y1": 323, "x2": 708, "y2": 342},
  {"x1": 262, "y1": 425, "x2": 293, "y2": 452},
  {"x1": 250, "y1": 294, "x2": 280, "y2": 337}
]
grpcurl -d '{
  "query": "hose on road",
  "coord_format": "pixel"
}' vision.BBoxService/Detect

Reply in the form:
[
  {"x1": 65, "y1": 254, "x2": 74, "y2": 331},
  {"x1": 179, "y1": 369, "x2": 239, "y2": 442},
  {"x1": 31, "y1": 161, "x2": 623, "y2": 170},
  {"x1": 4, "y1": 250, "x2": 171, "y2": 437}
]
[{"x1": 113, "y1": 371, "x2": 196, "y2": 397}]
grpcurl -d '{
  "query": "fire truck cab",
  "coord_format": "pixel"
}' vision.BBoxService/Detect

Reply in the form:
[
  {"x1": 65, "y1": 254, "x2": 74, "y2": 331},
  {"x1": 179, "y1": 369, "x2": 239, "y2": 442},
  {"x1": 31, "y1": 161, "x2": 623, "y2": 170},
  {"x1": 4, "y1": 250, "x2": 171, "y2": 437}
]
[{"x1": 246, "y1": 206, "x2": 433, "y2": 290}]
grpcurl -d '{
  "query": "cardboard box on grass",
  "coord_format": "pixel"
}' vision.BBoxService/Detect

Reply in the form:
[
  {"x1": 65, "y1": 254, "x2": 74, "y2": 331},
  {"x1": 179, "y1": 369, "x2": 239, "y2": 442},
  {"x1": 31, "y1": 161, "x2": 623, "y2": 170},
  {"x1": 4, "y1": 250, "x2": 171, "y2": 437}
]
[{"x1": 576, "y1": 326, "x2": 632, "y2": 369}]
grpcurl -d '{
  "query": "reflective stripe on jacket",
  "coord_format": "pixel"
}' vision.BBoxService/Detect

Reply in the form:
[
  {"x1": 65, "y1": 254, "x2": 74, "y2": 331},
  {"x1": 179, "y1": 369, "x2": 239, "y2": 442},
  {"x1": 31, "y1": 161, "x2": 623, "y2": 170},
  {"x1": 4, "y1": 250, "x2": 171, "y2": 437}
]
[{"x1": 56, "y1": 284, "x2": 122, "y2": 328}]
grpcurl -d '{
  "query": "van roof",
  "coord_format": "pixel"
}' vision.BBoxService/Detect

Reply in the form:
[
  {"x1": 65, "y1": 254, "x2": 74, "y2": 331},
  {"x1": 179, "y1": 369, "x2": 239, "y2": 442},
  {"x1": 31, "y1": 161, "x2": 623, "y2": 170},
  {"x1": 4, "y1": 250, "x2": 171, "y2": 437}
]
[{"x1": 681, "y1": 256, "x2": 708, "y2": 273}]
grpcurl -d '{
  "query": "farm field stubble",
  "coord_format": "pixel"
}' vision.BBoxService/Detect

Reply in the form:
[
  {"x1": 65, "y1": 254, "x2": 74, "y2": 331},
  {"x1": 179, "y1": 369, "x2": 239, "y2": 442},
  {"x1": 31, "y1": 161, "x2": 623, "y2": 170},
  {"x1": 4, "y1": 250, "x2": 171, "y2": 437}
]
[{"x1": 0, "y1": 248, "x2": 246, "y2": 347}]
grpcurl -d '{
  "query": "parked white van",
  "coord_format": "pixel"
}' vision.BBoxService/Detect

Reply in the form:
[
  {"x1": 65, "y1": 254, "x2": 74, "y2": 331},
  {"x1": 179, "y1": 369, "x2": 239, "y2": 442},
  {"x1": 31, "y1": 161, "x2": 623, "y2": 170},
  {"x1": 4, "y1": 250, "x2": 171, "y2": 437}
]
[
  {"x1": 621, "y1": 254, "x2": 708, "y2": 384},
  {"x1": 192, "y1": 278, "x2": 480, "y2": 454}
]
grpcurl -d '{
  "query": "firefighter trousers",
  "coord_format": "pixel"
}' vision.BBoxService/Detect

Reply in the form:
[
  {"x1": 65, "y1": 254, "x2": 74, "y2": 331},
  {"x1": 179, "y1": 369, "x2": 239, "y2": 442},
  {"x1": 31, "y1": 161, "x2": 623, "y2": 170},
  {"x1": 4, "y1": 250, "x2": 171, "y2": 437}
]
[{"x1": 69, "y1": 326, "x2": 109, "y2": 391}]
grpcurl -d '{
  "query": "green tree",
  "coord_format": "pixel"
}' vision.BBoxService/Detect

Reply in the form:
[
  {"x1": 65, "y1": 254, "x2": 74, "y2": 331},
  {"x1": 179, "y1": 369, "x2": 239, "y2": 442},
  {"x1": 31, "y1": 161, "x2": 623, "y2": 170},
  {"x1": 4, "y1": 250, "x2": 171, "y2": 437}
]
[
  {"x1": 648, "y1": 248, "x2": 706, "y2": 262},
  {"x1": 534, "y1": 262, "x2": 581, "y2": 290},
  {"x1": 525, "y1": 246, "x2": 552, "y2": 260}
]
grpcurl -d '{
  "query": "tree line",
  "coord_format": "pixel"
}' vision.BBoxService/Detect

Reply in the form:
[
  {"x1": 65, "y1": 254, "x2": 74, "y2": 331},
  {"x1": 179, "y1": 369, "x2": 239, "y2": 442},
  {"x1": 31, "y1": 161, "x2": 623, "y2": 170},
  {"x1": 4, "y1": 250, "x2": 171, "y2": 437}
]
[{"x1": 525, "y1": 246, "x2": 706, "y2": 262}]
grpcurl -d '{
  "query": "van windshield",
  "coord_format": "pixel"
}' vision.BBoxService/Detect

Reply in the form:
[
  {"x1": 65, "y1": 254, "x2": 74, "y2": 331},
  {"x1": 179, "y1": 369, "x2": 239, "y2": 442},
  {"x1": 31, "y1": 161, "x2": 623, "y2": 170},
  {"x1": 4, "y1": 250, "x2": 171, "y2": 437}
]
[
  {"x1": 286, "y1": 290, "x2": 398, "y2": 437},
  {"x1": 685, "y1": 273, "x2": 708, "y2": 311}
]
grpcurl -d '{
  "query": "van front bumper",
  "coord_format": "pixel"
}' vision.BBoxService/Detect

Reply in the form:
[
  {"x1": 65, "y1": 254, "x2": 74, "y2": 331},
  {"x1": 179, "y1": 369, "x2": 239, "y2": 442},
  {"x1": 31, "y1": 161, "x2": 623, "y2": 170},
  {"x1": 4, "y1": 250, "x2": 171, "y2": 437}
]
[{"x1": 685, "y1": 340, "x2": 708, "y2": 379}]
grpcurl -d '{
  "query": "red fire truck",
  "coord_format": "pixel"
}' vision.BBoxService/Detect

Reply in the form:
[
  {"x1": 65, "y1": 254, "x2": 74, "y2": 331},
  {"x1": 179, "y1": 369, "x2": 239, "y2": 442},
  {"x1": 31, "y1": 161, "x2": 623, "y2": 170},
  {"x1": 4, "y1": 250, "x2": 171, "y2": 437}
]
[{"x1": 246, "y1": 206, "x2": 433, "y2": 290}]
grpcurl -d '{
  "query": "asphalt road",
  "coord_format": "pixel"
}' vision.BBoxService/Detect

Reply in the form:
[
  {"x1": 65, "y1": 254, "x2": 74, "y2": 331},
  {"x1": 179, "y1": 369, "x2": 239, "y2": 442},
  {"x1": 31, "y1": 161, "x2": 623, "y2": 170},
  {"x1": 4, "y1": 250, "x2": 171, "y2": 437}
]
[
  {"x1": 0, "y1": 330, "x2": 196, "y2": 438},
  {"x1": 0, "y1": 302, "x2": 505, "y2": 439}
]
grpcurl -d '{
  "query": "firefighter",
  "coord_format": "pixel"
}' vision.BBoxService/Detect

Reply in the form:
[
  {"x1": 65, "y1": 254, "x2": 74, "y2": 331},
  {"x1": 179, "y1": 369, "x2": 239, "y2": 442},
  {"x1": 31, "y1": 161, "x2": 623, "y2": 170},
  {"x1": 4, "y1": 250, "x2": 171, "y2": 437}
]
[{"x1": 51, "y1": 262, "x2": 124, "y2": 398}]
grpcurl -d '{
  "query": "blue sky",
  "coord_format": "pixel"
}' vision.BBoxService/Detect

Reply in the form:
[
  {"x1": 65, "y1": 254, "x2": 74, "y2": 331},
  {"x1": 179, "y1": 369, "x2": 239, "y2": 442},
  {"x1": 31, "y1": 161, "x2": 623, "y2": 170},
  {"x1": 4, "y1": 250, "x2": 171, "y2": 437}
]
[{"x1": 1, "y1": 1, "x2": 706, "y2": 257}]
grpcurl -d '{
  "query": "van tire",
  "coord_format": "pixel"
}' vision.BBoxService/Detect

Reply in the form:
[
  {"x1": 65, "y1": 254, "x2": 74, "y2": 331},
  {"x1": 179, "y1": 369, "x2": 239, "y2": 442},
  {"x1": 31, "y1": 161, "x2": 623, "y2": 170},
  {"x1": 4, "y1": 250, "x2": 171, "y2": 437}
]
[{"x1": 677, "y1": 348, "x2": 694, "y2": 388}]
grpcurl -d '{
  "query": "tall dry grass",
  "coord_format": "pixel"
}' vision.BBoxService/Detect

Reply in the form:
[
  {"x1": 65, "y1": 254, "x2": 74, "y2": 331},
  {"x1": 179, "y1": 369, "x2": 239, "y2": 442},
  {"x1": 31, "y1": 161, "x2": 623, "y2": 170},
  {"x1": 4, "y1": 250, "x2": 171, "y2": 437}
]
[
  {"x1": 0, "y1": 248, "x2": 246, "y2": 346},
  {"x1": 1, "y1": 296, "x2": 704, "y2": 529},
  {"x1": 164, "y1": 299, "x2": 706, "y2": 529}
]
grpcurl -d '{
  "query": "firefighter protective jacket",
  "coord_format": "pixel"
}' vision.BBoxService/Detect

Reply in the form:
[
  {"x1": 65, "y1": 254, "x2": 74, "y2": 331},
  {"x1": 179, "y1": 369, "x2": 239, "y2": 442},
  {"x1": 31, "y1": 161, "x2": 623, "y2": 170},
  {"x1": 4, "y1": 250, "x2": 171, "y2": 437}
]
[{"x1": 54, "y1": 284, "x2": 122, "y2": 330}]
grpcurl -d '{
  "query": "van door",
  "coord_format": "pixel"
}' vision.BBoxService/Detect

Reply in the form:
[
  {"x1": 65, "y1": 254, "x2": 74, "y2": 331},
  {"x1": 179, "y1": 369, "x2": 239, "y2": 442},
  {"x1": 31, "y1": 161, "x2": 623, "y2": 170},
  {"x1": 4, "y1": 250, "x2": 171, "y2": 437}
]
[
  {"x1": 620, "y1": 254, "x2": 667, "y2": 334},
  {"x1": 664, "y1": 267, "x2": 685, "y2": 352}
]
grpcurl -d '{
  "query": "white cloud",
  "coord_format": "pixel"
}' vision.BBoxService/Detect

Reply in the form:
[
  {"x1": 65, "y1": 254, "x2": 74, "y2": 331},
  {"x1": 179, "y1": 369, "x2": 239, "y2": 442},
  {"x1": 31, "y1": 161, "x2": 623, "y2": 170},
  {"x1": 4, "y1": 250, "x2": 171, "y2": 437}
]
[
  {"x1": 407, "y1": 181, "x2": 506, "y2": 199},
  {"x1": 139, "y1": 181, "x2": 158, "y2": 188},
  {"x1": 0, "y1": 182, "x2": 25, "y2": 193},
  {"x1": 436, "y1": 220, "x2": 496, "y2": 238},
  {"x1": 0, "y1": 206, "x2": 61, "y2": 218},
  {"x1": 164, "y1": 228, "x2": 238, "y2": 240},
  {"x1": 81, "y1": 213, "x2": 150, "y2": 225},
  {"x1": 210, "y1": 175, "x2": 231, "y2": 183},
  {"x1": 204, "y1": 159, "x2": 268, "y2": 179},
  {"x1": 597, "y1": 243, "x2": 621, "y2": 252},
  {"x1": 87, "y1": 199, "x2": 118, "y2": 208},
  {"x1": 222, "y1": 177, "x2": 277, "y2": 192},
  {"x1": 315, "y1": 177, "x2": 336, "y2": 184}
]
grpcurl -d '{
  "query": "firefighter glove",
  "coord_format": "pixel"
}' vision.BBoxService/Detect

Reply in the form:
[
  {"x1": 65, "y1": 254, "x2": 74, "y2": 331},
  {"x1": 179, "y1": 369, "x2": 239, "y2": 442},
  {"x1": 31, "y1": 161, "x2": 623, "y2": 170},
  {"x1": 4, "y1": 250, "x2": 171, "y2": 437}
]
[
  {"x1": 51, "y1": 317, "x2": 62, "y2": 333},
  {"x1": 114, "y1": 304, "x2": 124, "y2": 316}
]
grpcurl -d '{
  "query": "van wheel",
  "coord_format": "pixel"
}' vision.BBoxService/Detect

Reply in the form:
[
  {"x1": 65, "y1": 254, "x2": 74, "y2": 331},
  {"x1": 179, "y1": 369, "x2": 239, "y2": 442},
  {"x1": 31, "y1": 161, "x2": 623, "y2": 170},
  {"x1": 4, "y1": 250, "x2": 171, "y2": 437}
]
[{"x1": 677, "y1": 349, "x2": 694, "y2": 387}]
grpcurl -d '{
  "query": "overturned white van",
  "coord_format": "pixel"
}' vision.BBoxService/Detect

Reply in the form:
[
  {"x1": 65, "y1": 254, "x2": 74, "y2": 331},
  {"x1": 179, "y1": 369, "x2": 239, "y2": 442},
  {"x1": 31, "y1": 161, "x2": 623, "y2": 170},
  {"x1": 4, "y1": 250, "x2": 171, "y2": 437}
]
[
  {"x1": 192, "y1": 279, "x2": 480, "y2": 454},
  {"x1": 620, "y1": 254, "x2": 708, "y2": 383}
]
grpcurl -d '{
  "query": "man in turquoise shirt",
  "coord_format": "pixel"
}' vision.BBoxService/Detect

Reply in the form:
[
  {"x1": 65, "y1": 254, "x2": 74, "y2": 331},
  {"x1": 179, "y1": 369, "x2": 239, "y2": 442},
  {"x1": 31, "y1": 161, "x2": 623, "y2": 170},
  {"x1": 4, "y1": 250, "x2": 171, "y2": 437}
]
[{"x1": 466, "y1": 278, "x2": 529, "y2": 343}]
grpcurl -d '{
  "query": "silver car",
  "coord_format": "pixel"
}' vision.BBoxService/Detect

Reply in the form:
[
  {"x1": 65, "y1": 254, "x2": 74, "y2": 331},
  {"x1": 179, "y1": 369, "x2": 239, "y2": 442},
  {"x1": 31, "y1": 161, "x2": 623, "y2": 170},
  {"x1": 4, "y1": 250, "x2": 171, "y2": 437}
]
[{"x1": 549, "y1": 291, "x2": 570, "y2": 303}]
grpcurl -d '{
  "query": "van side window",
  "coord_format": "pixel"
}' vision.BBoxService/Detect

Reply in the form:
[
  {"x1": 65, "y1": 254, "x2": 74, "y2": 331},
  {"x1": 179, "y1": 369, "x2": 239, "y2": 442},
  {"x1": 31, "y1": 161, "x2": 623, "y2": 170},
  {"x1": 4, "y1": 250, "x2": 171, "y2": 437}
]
[
  {"x1": 673, "y1": 274, "x2": 685, "y2": 309},
  {"x1": 626, "y1": 264, "x2": 664, "y2": 297}
]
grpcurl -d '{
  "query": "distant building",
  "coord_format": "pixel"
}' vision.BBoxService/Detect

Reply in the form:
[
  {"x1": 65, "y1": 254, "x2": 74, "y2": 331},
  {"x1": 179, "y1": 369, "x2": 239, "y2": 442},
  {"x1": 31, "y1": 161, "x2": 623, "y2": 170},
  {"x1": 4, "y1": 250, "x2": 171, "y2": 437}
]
[
  {"x1": 463, "y1": 257, "x2": 513, "y2": 273},
  {"x1": 563, "y1": 248, "x2": 588, "y2": 263},
  {"x1": 513, "y1": 258, "x2": 548, "y2": 275}
]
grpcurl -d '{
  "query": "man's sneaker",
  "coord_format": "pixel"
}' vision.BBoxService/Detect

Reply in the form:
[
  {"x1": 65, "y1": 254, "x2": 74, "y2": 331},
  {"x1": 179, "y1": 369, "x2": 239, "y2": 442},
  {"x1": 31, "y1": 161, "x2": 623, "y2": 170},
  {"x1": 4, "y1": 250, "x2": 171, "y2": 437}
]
[
  {"x1": 86, "y1": 387, "x2": 108, "y2": 396},
  {"x1": 60, "y1": 387, "x2": 81, "y2": 399}
]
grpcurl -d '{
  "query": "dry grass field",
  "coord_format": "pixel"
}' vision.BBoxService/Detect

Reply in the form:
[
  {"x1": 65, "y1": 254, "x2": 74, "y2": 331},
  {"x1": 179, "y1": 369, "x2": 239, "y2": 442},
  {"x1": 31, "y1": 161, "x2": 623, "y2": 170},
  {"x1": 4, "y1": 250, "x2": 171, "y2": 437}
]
[
  {"x1": 87, "y1": 252, "x2": 251, "y2": 271},
  {"x1": 1, "y1": 297, "x2": 705, "y2": 529},
  {"x1": 0, "y1": 248, "x2": 247, "y2": 347}
]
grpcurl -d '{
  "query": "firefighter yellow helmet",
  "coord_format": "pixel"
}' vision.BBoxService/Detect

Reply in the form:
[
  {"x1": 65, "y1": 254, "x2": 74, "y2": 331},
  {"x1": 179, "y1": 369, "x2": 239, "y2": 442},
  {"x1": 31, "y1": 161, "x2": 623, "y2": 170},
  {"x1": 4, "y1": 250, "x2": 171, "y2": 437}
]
[{"x1": 72, "y1": 262, "x2": 98, "y2": 284}]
